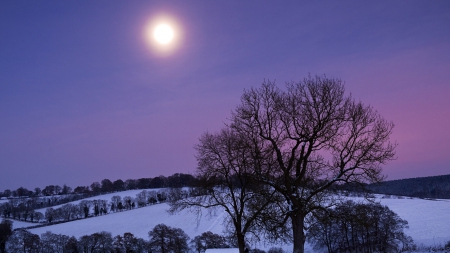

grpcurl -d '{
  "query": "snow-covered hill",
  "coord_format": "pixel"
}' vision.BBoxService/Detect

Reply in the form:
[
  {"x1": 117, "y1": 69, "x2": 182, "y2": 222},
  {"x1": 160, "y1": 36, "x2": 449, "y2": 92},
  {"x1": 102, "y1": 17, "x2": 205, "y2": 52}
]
[
  {"x1": 30, "y1": 202, "x2": 225, "y2": 239},
  {"x1": 18, "y1": 194, "x2": 450, "y2": 251},
  {"x1": 33, "y1": 189, "x2": 164, "y2": 213},
  {"x1": 378, "y1": 197, "x2": 450, "y2": 246}
]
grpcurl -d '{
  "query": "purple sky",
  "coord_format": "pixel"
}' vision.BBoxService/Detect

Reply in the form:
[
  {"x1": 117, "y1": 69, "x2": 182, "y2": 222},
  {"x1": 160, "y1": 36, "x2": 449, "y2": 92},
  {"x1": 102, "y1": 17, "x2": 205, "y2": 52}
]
[{"x1": 1, "y1": 1, "x2": 449, "y2": 191}]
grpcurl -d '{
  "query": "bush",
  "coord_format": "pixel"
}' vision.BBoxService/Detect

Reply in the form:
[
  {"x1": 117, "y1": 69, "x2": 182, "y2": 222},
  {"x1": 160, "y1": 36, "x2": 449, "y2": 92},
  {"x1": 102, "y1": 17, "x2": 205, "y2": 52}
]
[
  {"x1": 308, "y1": 200, "x2": 414, "y2": 253},
  {"x1": 249, "y1": 248, "x2": 265, "y2": 253},
  {"x1": 149, "y1": 223, "x2": 190, "y2": 253},
  {"x1": 0, "y1": 219, "x2": 13, "y2": 253},
  {"x1": 267, "y1": 247, "x2": 284, "y2": 253},
  {"x1": 191, "y1": 231, "x2": 229, "y2": 253},
  {"x1": 6, "y1": 229, "x2": 40, "y2": 253}
]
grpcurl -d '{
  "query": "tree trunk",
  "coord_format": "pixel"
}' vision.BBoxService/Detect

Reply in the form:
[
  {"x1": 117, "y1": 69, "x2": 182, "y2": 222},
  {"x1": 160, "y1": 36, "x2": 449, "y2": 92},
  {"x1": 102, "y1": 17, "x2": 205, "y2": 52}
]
[
  {"x1": 292, "y1": 213, "x2": 306, "y2": 253},
  {"x1": 237, "y1": 232, "x2": 246, "y2": 253}
]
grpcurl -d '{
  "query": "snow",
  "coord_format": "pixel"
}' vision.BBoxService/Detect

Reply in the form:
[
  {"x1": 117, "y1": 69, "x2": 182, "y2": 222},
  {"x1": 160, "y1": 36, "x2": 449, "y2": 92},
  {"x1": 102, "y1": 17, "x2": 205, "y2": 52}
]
[
  {"x1": 29, "y1": 203, "x2": 225, "y2": 240},
  {"x1": 205, "y1": 249, "x2": 239, "y2": 253},
  {"x1": 16, "y1": 193, "x2": 449, "y2": 250},
  {"x1": 35, "y1": 189, "x2": 164, "y2": 212},
  {"x1": 10, "y1": 220, "x2": 37, "y2": 230},
  {"x1": 378, "y1": 197, "x2": 450, "y2": 246}
]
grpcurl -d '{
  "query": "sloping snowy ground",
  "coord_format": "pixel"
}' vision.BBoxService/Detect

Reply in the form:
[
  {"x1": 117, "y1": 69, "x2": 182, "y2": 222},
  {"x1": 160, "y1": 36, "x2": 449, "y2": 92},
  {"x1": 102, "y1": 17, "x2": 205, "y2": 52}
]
[
  {"x1": 34, "y1": 189, "x2": 164, "y2": 212},
  {"x1": 378, "y1": 197, "x2": 450, "y2": 246},
  {"x1": 27, "y1": 202, "x2": 294, "y2": 252},
  {"x1": 11, "y1": 220, "x2": 36, "y2": 229},
  {"x1": 18, "y1": 194, "x2": 450, "y2": 251},
  {"x1": 30, "y1": 202, "x2": 225, "y2": 239},
  {"x1": 205, "y1": 249, "x2": 239, "y2": 253}
]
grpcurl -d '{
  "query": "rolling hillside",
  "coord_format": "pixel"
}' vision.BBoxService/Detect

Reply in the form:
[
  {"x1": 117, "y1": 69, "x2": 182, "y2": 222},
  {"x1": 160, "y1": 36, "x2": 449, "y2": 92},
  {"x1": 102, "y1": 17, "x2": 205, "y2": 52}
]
[{"x1": 8, "y1": 193, "x2": 447, "y2": 251}]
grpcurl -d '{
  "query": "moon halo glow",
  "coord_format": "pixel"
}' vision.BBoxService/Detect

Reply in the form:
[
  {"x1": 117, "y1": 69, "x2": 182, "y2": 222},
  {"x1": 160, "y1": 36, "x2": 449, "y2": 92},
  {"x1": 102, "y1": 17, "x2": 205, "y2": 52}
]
[{"x1": 144, "y1": 16, "x2": 181, "y2": 56}]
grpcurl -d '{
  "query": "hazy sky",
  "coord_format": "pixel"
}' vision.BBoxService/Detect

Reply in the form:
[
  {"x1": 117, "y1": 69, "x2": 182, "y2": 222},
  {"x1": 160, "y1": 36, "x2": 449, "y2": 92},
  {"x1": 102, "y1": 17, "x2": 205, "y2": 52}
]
[{"x1": 1, "y1": 1, "x2": 449, "y2": 191}]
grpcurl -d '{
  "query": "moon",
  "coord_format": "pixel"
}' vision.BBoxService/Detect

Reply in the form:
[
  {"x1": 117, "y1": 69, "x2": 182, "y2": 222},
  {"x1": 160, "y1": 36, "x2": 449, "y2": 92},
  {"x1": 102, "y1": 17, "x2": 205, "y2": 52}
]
[
  {"x1": 144, "y1": 16, "x2": 181, "y2": 55},
  {"x1": 153, "y1": 24, "x2": 174, "y2": 44}
]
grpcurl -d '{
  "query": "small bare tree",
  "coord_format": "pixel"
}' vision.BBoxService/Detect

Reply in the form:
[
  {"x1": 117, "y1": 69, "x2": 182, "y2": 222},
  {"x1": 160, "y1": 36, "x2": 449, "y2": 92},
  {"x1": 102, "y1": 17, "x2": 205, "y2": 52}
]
[
  {"x1": 169, "y1": 128, "x2": 278, "y2": 253},
  {"x1": 148, "y1": 224, "x2": 190, "y2": 253},
  {"x1": 230, "y1": 76, "x2": 396, "y2": 253}
]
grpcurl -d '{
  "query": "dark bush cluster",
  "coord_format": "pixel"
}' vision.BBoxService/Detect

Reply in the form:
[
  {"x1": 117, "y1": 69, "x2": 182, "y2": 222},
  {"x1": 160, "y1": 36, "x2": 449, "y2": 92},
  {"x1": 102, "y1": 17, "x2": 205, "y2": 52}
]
[
  {"x1": 308, "y1": 200, "x2": 414, "y2": 253},
  {"x1": 5, "y1": 229, "x2": 145, "y2": 253},
  {"x1": 191, "y1": 231, "x2": 230, "y2": 253},
  {"x1": 1, "y1": 222, "x2": 233, "y2": 253}
]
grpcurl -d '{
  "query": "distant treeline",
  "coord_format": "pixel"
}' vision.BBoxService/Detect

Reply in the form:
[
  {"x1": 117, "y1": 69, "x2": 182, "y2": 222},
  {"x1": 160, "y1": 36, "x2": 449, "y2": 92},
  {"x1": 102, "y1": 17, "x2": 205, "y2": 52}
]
[
  {"x1": 0, "y1": 188, "x2": 174, "y2": 225},
  {"x1": 0, "y1": 173, "x2": 196, "y2": 199},
  {"x1": 366, "y1": 174, "x2": 450, "y2": 199},
  {"x1": 3, "y1": 173, "x2": 450, "y2": 202},
  {"x1": 0, "y1": 173, "x2": 199, "y2": 225}
]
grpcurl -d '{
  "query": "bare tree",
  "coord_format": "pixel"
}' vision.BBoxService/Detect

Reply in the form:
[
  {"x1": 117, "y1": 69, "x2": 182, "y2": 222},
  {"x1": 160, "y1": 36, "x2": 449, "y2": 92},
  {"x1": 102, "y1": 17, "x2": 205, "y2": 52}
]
[
  {"x1": 40, "y1": 231, "x2": 70, "y2": 253},
  {"x1": 79, "y1": 200, "x2": 92, "y2": 218},
  {"x1": 79, "y1": 233, "x2": 101, "y2": 253},
  {"x1": 42, "y1": 185, "x2": 55, "y2": 196},
  {"x1": 110, "y1": 196, "x2": 122, "y2": 213},
  {"x1": 123, "y1": 196, "x2": 134, "y2": 210},
  {"x1": 148, "y1": 224, "x2": 190, "y2": 253},
  {"x1": 136, "y1": 190, "x2": 150, "y2": 207},
  {"x1": 45, "y1": 208, "x2": 56, "y2": 223},
  {"x1": 6, "y1": 229, "x2": 40, "y2": 253},
  {"x1": 61, "y1": 184, "x2": 72, "y2": 195},
  {"x1": 191, "y1": 231, "x2": 229, "y2": 253},
  {"x1": 0, "y1": 219, "x2": 13, "y2": 253},
  {"x1": 169, "y1": 128, "x2": 278, "y2": 253},
  {"x1": 34, "y1": 212, "x2": 44, "y2": 223},
  {"x1": 101, "y1": 179, "x2": 114, "y2": 193},
  {"x1": 228, "y1": 76, "x2": 396, "y2": 253},
  {"x1": 90, "y1": 182, "x2": 101, "y2": 194},
  {"x1": 112, "y1": 179, "x2": 125, "y2": 192},
  {"x1": 94, "y1": 231, "x2": 114, "y2": 253},
  {"x1": 54, "y1": 185, "x2": 62, "y2": 195},
  {"x1": 308, "y1": 200, "x2": 413, "y2": 252}
]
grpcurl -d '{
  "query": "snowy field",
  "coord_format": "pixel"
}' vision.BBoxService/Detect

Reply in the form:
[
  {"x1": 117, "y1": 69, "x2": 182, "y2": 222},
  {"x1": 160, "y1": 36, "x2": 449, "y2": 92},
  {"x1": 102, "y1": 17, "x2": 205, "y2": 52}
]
[
  {"x1": 29, "y1": 202, "x2": 224, "y2": 239},
  {"x1": 205, "y1": 249, "x2": 239, "y2": 253},
  {"x1": 27, "y1": 199, "x2": 292, "y2": 251},
  {"x1": 34, "y1": 189, "x2": 164, "y2": 212},
  {"x1": 11, "y1": 220, "x2": 36, "y2": 230},
  {"x1": 8, "y1": 193, "x2": 448, "y2": 251},
  {"x1": 378, "y1": 197, "x2": 450, "y2": 246}
]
